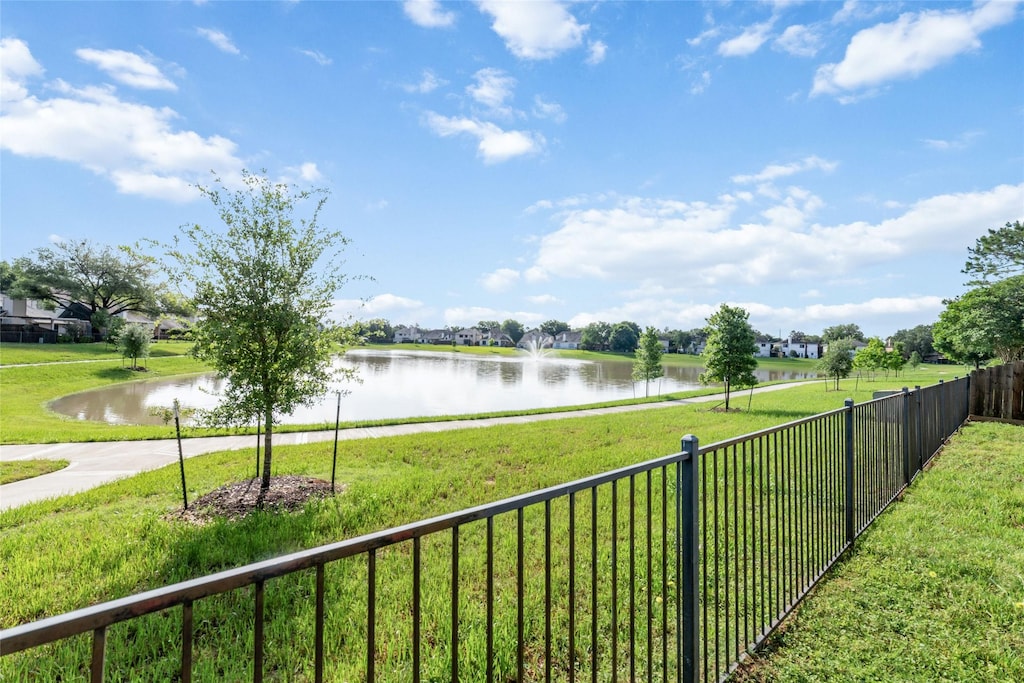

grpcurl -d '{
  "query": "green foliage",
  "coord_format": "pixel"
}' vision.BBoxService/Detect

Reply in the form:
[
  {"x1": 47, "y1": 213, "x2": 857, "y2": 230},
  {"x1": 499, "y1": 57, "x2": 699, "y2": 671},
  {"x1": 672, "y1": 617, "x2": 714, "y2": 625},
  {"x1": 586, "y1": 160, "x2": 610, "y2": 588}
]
[
  {"x1": 117, "y1": 323, "x2": 152, "y2": 369},
  {"x1": 476, "y1": 320, "x2": 500, "y2": 332},
  {"x1": 699, "y1": 304, "x2": 758, "y2": 409},
  {"x1": 821, "y1": 323, "x2": 865, "y2": 343},
  {"x1": 818, "y1": 339, "x2": 855, "y2": 390},
  {"x1": 853, "y1": 337, "x2": 887, "y2": 379},
  {"x1": 580, "y1": 321, "x2": 611, "y2": 351},
  {"x1": 891, "y1": 323, "x2": 934, "y2": 359},
  {"x1": 908, "y1": 350, "x2": 922, "y2": 368},
  {"x1": 885, "y1": 342, "x2": 907, "y2": 377},
  {"x1": 609, "y1": 321, "x2": 639, "y2": 352},
  {"x1": 105, "y1": 317, "x2": 126, "y2": 347},
  {"x1": 539, "y1": 319, "x2": 570, "y2": 337},
  {"x1": 57, "y1": 320, "x2": 87, "y2": 344},
  {"x1": 631, "y1": 326, "x2": 664, "y2": 397},
  {"x1": 501, "y1": 319, "x2": 525, "y2": 344},
  {"x1": 934, "y1": 275, "x2": 1024, "y2": 367},
  {"x1": 963, "y1": 220, "x2": 1024, "y2": 283},
  {"x1": 9, "y1": 239, "x2": 171, "y2": 318},
  {"x1": 167, "y1": 170, "x2": 359, "y2": 492}
]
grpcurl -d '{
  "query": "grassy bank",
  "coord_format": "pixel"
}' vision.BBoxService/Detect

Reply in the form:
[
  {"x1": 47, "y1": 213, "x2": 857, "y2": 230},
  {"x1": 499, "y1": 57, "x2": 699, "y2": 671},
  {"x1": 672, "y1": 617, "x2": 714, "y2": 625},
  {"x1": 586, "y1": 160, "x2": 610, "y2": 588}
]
[
  {"x1": 0, "y1": 459, "x2": 68, "y2": 485},
  {"x1": 0, "y1": 341, "x2": 970, "y2": 445},
  {"x1": 740, "y1": 421, "x2": 1024, "y2": 682}
]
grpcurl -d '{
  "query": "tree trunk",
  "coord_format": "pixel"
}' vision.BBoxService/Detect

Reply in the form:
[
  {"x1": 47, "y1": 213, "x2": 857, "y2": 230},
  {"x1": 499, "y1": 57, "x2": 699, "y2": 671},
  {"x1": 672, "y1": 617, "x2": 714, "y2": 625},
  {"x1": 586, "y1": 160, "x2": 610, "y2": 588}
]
[
  {"x1": 260, "y1": 408, "x2": 273, "y2": 493},
  {"x1": 724, "y1": 379, "x2": 731, "y2": 410}
]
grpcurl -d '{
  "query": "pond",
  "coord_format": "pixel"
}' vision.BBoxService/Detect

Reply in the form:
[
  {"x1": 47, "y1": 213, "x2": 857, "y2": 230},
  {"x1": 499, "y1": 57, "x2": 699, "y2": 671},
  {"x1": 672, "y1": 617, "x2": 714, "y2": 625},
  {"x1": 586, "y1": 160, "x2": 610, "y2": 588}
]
[{"x1": 49, "y1": 349, "x2": 818, "y2": 426}]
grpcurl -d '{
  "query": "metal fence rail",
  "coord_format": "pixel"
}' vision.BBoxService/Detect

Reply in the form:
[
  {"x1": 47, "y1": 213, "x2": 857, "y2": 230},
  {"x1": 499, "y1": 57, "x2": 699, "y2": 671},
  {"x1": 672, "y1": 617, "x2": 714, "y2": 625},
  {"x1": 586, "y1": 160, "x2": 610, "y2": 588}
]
[{"x1": 1, "y1": 378, "x2": 971, "y2": 682}]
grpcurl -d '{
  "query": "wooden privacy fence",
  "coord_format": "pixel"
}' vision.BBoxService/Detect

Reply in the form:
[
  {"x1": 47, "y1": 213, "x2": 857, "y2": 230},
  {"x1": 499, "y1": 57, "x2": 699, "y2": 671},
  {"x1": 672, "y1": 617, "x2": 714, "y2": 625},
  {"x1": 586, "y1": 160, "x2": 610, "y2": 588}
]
[{"x1": 970, "y1": 361, "x2": 1024, "y2": 424}]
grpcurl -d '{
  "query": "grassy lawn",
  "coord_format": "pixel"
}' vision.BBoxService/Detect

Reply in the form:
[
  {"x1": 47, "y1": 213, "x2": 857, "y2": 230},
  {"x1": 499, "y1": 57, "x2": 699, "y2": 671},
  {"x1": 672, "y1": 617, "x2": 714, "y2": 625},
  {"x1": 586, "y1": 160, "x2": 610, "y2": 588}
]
[
  {"x1": 0, "y1": 459, "x2": 69, "y2": 485},
  {"x1": 739, "y1": 421, "x2": 1024, "y2": 682},
  {"x1": 0, "y1": 382, "x2": 985, "y2": 678},
  {"x1": 0, "y1": 340, "x2": 195, "y2": 366}
]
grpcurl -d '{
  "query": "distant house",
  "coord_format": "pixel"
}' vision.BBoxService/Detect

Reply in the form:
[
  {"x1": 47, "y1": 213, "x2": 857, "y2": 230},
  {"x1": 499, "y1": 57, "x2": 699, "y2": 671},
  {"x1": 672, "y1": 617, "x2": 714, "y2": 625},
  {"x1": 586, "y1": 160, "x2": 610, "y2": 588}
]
[
  {"x1": 422, "y1": 329, "x2": 454, "y2": 345},
  {"x1": 754, "y1": 335, "x2": 775, "y2": 358},
  {"x1": 552, "y1": 330, "x2": 582, "y2": 350},
  {"x1": 393, "y1": 326, "x2": 421, "y2": 343},
  {"x1": 823, "y1": 339, "x2": 868, "y2": 358},
  {"x1": 0, "y1": 294, "x2": 93, "y2": 342},
  {"x1": 482, "y1": 327, "x2": 515, "y2": 347},
  {"x1": 455, "y1": 328, "x2": 483, "y2": 346},
  {"x1": 774, "y1": 337, "x2": 821, "y2": 359}
]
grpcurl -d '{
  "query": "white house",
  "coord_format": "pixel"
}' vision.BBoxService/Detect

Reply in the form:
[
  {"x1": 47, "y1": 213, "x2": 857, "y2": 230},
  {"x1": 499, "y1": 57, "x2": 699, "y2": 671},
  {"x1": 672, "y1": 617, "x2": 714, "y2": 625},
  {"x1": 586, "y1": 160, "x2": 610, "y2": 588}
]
[
  {"x1": 552, "y1": 330, "x2": 582, "y2": 350},
  {"x1": 754, "y1": 336, "x2": 775, "y2": 358},
  {"x1": 455, "y1": 328, "x2": 483, "y2": 346}
]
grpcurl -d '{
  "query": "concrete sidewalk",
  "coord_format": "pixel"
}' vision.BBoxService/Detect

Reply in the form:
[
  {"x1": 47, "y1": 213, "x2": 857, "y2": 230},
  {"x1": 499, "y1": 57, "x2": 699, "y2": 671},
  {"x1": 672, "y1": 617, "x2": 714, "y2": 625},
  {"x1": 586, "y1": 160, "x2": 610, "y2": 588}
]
[{"x1": 0, "y1": 382, "x2": 806, "y2": 510}]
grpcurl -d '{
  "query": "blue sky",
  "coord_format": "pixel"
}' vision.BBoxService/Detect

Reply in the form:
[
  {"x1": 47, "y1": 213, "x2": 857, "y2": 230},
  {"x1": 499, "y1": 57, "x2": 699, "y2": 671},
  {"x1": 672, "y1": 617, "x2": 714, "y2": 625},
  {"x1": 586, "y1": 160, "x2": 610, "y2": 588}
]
[{"x1": 2, "y1": 0, "x2": 1022, "y2": 339}]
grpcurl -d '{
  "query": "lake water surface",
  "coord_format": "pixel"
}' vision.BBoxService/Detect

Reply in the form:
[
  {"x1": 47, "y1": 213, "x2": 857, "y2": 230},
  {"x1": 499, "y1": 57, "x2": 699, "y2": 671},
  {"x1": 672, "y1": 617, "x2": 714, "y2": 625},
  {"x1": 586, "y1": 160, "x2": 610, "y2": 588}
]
[{"x1": 50, "y1": 349, "x2": 817, "y2": 426}]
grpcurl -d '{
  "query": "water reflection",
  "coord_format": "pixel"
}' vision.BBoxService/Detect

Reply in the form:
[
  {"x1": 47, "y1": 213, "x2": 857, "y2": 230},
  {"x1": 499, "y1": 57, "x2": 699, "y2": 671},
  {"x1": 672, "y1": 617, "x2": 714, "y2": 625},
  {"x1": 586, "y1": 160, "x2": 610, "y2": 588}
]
[{"x1": 49, "y1": 349, "x2": 817, "y2": 427}]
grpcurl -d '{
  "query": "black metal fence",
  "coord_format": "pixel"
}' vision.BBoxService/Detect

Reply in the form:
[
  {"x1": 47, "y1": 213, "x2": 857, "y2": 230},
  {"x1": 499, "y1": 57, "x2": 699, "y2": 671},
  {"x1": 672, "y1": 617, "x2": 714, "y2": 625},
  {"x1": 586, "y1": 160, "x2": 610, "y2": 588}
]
[{"x1": 0, "y1": 378, "x2": 971, "y2": 682}]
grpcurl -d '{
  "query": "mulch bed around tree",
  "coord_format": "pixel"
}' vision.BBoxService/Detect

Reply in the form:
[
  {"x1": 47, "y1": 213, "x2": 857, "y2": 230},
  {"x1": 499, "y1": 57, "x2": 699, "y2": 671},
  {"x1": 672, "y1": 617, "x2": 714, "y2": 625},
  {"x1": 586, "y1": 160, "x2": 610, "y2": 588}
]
[{"x1": 167, "y1": 475, "x2": 341, "y2": 524}]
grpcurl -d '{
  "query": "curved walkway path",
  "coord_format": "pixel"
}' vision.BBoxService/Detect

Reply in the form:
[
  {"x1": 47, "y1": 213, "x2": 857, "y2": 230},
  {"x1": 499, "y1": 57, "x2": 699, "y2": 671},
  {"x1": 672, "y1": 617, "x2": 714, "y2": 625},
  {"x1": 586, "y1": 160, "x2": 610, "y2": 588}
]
[{"x1": 0, "y1": 382, "x2": 807, "y2": 511}]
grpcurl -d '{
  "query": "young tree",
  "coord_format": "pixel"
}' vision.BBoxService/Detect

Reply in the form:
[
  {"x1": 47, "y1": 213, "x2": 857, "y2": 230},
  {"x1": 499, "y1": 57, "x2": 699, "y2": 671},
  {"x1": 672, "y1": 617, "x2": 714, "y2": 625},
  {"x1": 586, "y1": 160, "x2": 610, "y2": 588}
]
[
  {"x1": 908, "y1": 350, "x2": 923, "y2": 369},
  {"x1": 118, "y1": 323, "x2": 152, "y2": 370},
  {"x1": 963, "y1": 220, "x2": 1024, "y2": 283},
  {"x1": 167, "y1": 171, "x2": 358, "y2": 495},
  {"x1": 853, "y1": 337, "x2": 887, "y2": 380},
  {"x1": 885, "y1": 343, "x2": 907, "y2": 378},
  {"x1": 699, "y1": 304, "x2": 758, "y2": 410},
  {"x1": 818, "y1": 339, "x2": 855, "y2": 390},
  {"x1": 632, "y1": 326, "x2": 664, "y2": 397}
]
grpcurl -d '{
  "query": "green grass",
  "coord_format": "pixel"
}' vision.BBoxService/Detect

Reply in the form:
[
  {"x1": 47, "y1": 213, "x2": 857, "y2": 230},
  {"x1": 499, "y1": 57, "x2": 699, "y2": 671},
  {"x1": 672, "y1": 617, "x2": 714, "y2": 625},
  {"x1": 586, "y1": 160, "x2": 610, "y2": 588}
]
[
  {"x1": 738, "y1": 421, "x2": 1024, "y2": 682},
  {"x1": 0, "y1": 385, "x2": 866, "y2": 680},
  {"x1": 0, "y1": 459, "x2": 69, "y2": 485},
  {"x1": 0, "y1": 340, "x2": 195, "y2": 366}
]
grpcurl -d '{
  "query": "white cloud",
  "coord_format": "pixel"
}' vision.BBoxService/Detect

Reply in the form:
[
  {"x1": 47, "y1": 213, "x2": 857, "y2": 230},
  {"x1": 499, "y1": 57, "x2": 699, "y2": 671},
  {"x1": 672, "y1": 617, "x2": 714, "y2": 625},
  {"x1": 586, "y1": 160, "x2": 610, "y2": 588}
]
[
  {"x1": 467, "y1": 67, "x2": 516, "y2": 113},
  {"x1": 0, "y1": 40, "x2": 245, "y2": 202},
  {"x1": 922, "y1": 130, "x2": 982, "y2": 151},
  {"x1": 718, "y1": 21, "x2": 774, "y2": 57},
  {"x1": 481, "y1": 267, "x2": 521, "y2": 292},
  {"x1": 812, "y1": 3, "x2": 1018, "y2": 98},
  {"x1": 532, "y1": 95, "x2": 566, "y2": 123},
  {"x1": 75, "y1": 48, "x2": 178, "y2": 90},
  {"x1": 522, "y1": 183, "x2": 1023, "y2": 289},
  {"x1": 690, "y1": 70, "x2": 712, "y2": 95},
  {"x1": 731, "y1": 156, "x2": 838, "y2": 184},
  {"x1": 586, "y1": 40, "x2": 607, "y2": 65},
  {"x1": 0, "y1": 37, "x2": 45, "y2": 102},
  {"x1": 196, "y1": 28, "x2": 241, "y2": 55},
  {"x1": 403, "y1": 0, "x2": 456, "y2": 28},
  {"x1": 423, "y1": 112, "x2": 544, "y2": 163},
  {"x1": 298, "y1": 49, "x2": 332, "y2": 66},
  {"x1": 687, "y1": 27, "x2": 721, "y2": 48},
  {"x1": 477, "y1": 0, "x2": 587, "y2": 60},
  {"x1": 526, "y1": 294, "x2": 562, "y2": 305},
  {"x1": 774, "y1": 24, "x2": 823, "y2": 57},
  {"x1": 403, "y1": 68, "x2": 446, "y2": 94},
  {"x1": 280, "y1": 162, "x2": 323, "y2": 184},
  {"x1": 332, "y1": 293, "x2": 433, "y2": 324}
]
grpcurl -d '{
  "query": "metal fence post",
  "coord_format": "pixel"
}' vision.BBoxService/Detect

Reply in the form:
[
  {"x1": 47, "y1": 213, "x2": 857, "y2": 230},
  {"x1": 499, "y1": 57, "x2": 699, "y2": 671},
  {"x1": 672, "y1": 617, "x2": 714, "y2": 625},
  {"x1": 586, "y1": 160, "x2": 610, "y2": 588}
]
[
  {"x1": 680, "y1": 435, "x2": 700, "y2": 683},
  {"x1": 844, "y1": 399, "x2": 855, "y2": 549},
  {"x1": 901, "y1": 388, "x2": 911, "y2": 488},
  {"x1": 938, "y1": 379, "x2": 946, "y2": 436},
  {"x1": 914, "y1": 386, "x2": 923, "y2": 472}
]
